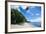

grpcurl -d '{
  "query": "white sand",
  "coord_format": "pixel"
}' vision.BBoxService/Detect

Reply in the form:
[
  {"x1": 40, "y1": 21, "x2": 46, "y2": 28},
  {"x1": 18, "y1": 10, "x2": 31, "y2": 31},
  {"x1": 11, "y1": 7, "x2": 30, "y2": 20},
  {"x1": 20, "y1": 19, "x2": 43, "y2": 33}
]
[{"x1": 11, "y1": 22, "x2": 33, "y2": 29}]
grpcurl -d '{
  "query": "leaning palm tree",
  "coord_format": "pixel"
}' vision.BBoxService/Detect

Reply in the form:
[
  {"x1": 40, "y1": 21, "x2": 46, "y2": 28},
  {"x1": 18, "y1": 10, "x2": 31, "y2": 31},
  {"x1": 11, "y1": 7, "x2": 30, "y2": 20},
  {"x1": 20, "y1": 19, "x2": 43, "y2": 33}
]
[{"x1": 11, "y1": 9, "x2": 27, "y2": 25}]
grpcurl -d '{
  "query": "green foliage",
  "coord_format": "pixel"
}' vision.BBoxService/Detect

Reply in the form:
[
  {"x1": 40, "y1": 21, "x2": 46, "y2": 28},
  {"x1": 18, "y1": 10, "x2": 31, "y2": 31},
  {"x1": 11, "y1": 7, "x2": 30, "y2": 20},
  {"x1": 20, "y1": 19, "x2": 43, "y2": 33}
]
[{"x1": 11, "y1": 9, "x2": 27, "y2": 25}]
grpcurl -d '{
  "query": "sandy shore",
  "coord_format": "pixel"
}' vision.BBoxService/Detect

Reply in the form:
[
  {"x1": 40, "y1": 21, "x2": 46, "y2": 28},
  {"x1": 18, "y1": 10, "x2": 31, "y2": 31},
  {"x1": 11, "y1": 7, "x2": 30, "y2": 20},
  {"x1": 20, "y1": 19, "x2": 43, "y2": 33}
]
[{"x1": 11, "y1": 22, "x2": 33, "y2": 29}]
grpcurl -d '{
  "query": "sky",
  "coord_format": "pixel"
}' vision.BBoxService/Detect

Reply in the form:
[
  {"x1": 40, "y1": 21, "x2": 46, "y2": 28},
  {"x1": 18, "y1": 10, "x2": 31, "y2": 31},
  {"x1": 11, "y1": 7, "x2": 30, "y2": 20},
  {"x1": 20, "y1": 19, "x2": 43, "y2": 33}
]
[
  {"x1": 18, "y1": 5, "x2": 41, "y2": 22},
  {"x1": 11, "y1": 5, "x2": 41, "y2": 27}
]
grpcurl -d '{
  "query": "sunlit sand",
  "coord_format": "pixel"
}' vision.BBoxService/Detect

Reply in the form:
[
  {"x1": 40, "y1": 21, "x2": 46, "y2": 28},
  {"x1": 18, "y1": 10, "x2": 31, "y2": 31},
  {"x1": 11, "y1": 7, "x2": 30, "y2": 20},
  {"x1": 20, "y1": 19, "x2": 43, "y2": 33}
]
[{"x1": 11, "y1": 22, "x2": 33, "y2": 29}]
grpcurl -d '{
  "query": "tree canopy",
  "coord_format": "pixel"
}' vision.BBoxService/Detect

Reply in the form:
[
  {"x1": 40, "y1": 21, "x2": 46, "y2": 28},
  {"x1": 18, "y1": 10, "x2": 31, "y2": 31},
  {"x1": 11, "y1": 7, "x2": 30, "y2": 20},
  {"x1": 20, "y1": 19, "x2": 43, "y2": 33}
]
[{"x1": 11, "y1": 9, "x2": 27, "y2": 25}]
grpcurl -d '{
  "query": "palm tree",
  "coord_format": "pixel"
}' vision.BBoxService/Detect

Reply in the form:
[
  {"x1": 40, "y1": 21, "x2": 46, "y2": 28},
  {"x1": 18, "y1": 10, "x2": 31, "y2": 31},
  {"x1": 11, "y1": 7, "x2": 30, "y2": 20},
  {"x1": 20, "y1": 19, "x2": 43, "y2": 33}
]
[{"x1": 11, "y1": 9, "x2": 27, "y2": 25}]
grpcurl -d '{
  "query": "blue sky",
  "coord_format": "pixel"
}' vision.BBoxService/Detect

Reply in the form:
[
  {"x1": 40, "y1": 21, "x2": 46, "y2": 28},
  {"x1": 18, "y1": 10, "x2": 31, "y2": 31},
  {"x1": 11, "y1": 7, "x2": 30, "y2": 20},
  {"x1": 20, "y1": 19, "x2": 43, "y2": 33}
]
[{"x1": 18, "y1": 6, "x2": 41, "y2": 22}]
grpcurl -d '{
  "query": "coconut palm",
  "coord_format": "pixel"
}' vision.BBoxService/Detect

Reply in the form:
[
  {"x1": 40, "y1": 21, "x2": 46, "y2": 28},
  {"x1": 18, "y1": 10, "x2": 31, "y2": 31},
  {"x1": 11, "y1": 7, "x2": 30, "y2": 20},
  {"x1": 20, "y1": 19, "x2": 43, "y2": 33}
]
[{"x1": 11, "y1": 9, "x2": 27, "y2": 25}]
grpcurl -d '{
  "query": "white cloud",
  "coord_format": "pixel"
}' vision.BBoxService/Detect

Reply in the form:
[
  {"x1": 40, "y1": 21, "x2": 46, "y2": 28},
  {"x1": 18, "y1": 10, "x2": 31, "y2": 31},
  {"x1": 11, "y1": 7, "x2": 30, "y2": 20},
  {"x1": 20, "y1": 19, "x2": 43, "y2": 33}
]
[
  {"x1": 28, "y1": 17, "x2": 41, "y2": 22},
  {"x1": 30, "y1": 6, "x2": 35, "y2": 9},
  {"x1": 36, "y1": 13, "x2": 40, "y2": 15},
  {"x1": 21, "y1": 6, "x2": 27, "y2": 9},
  {"x1": 26, "y1": 10, "x2": 30, "y2": 13},
  {"x1": 30, "y1": 17, "x2": 41, "y2": 22}
]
